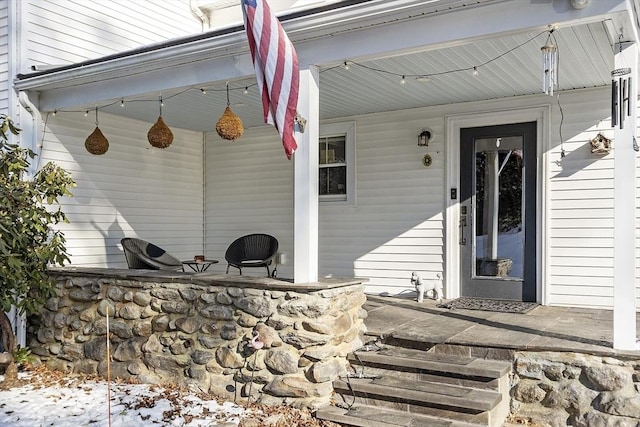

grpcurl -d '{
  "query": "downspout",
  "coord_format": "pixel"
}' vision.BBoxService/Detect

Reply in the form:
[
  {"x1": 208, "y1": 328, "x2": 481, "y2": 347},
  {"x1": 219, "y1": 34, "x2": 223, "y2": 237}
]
[
  {"x1": 17, "y1": 91, "x2": 42, "y2": 176},
  {"x1": 8, "y1": 0, "x2": 28, "y2": 349},
  {"x1": 189, "y1": 0, "x2": 209, "y2": 31}
]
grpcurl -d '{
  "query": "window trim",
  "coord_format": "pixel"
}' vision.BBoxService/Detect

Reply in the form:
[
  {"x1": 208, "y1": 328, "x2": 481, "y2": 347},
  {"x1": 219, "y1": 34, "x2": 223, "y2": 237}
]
[{"x1": 319, "y1": 122, "x2": 356, "y2": 205}]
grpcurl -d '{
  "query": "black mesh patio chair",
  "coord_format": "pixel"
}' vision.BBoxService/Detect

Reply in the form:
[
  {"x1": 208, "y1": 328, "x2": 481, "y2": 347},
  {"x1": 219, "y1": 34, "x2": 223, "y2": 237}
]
[
  {"x1": 121, "y1": 237, "x2": 183, "y2": 271},
  {"x1": 225, "y1": 234, "x2": 278, "y2": 277}
]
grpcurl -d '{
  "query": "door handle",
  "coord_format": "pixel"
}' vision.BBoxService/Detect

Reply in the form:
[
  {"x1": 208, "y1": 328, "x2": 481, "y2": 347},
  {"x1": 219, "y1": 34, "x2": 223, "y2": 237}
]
[{"x1": 459, "y1": 215, "x2": 467, "y2": 245}]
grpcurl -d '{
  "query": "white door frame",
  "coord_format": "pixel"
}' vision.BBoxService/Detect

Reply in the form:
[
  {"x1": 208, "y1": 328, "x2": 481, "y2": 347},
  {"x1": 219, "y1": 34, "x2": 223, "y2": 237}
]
[{"x1": 445, "y1": 105, "x2": 550, "y2": 303}]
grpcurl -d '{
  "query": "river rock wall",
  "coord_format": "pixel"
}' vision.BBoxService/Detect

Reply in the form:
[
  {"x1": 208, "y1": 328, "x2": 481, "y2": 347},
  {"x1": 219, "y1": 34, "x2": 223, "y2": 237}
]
[
  {"x1": 27, "y1": 271, "x2": 367, "y2": 409},
  {"x1": 511, "y1": 351, "x2": 640, "y2": 426}
]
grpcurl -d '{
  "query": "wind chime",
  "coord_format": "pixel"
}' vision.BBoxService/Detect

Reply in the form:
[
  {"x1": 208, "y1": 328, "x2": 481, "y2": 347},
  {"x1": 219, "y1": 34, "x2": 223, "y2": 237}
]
[
  {"x1": 611, "y1": 67, "x2": 632, "y2": 130},
  {"x1": 541, "y1": 29, "x2": 558, "y2": 96},
  {"x1": 610, "y1": 35, "x2": 637, "y2": 151}
]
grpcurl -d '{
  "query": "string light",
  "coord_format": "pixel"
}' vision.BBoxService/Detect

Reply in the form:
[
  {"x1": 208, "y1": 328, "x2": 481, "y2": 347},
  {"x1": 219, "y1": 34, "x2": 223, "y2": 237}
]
[
  {"x1": 52, "y1": 29, "x2": 552, "y2": 119},
  {"x1": 84, "y1": 110, "x2": 89, "y2": 117},
  {"x1": 332, "y1": 29, "x2": 548, "y2": 86}
]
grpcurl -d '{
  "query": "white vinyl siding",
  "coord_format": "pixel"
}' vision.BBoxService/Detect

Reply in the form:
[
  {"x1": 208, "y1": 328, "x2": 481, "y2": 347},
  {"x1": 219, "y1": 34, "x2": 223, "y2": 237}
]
[
  {"x1": 203, "y1": 128, "x2": 294, "y2": 277},
  {"x1": 546, "y1": 87, "x2": 619, "y2": 308},
  {"x1": 320, "y1": 111, "x2": 445, "y2": 295},
  {"x1": 0, "y1": 1, "x2": 8, "y2": 114},
  {"x1": 39, "y1": 111, "x2": 204, "y2": 268},
  {"x1": 203, "y1": 87, "x2": 639, "y2": 309},
  {"x1": 22, "y1": 0, "x2": 202, "y2": 73},
  {"x1": 204, "y1": 110, "x2": 445, "y2": 290}
]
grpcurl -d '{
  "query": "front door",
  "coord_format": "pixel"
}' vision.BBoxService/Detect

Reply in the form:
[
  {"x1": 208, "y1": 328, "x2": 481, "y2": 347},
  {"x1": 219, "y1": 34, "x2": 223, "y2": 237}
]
[{"x1": 459, "y1": 122, "x2": 536, "y2": 301}]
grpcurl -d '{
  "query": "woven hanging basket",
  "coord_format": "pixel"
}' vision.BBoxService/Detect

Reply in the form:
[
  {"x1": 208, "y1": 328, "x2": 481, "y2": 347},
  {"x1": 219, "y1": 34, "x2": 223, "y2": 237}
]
[
  {"x1": 84, "y1": 126, "x2": 109, "y2": 155},
  {"x1": 216, "y1": 106, "x2": 244, "y2": 141},
  {"x1": 148, "y1": 116, "x2": 174, "y2": 149}
]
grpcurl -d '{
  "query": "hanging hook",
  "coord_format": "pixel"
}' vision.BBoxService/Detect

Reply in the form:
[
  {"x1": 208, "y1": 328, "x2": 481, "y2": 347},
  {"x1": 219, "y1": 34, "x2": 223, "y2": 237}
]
[
  {"x1": 619, "y1": 31, "x2": 624, "y2": 53},
  {"x1": 226, "y1": 81, "x2": 231, "y2": 107},
  {"x1": 159, "y1": 96, "x2": 163, "y2": 116},
  {"x1": 94, "y1": 106, "x2": 99, "y2": 126}
]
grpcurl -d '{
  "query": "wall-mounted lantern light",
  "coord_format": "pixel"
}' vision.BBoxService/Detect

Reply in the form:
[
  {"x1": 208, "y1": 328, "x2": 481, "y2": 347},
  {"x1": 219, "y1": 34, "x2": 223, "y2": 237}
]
[{"x1": 418, "y1": 128, "x2": 432, "y2": 146}]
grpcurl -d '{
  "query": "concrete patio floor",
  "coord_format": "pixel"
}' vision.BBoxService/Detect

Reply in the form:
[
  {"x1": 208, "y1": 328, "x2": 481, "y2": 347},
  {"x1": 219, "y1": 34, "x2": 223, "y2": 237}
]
[{"x1": 363, "y1": 294, "x2": 640, "y2": 359}]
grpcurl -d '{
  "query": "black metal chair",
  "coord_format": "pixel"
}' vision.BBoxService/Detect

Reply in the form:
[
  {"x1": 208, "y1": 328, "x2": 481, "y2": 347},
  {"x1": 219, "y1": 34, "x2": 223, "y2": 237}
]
[
  {"x1": 225, "y1": 234, "x2": 278, "y2": 277},
  {"x1": 121, "y1": 237, "x2": 183, "y2": 271}
]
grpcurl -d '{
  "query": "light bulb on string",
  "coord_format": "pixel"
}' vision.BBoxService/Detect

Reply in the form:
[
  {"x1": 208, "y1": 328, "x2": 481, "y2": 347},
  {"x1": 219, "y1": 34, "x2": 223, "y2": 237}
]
[
  {"x1": 84, "y1": 110, "x2": 89, "y2": 117},
  {"x1": 400, "y1": 75, "x2": 406, "y2": 85},
  {"x1": 52, "y1": 110, "x2": 57, "y2": 116},
  {"x1": 472, "y1": 67, "x2": 478, "y2": 77},
  {"x1": 200, "y1": 88, "x2": 207, "y2": 95},
  {"x1": 120, "y1": 99, "x2": 125, "y2": 108},
  {"x1": 244, "y1": 87, "x2": 249, "y2": 95},
  {"x1": 343, "y1": 61, "x2": 350, "y2": 70}
]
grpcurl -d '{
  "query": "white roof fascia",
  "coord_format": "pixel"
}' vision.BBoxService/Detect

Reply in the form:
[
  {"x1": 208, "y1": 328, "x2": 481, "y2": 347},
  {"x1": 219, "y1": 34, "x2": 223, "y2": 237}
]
[{"x1": 15, "y1": 0, "x2": 630, "y2": 112}]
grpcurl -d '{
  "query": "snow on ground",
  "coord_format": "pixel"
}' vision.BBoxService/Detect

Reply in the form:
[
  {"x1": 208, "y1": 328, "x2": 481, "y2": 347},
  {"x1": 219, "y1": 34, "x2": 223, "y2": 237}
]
[
  {"x1": 0, "y1": 367, "x2": 338, "y2": 427},
  {"x1": 0, "y1": 369, "x2": 247, "y2": 426}
]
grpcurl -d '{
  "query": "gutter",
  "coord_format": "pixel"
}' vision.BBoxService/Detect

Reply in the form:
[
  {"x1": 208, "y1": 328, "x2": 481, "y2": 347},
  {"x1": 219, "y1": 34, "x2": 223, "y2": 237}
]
[
  {"x1": 15, "y1": 0, "x2": 509, "y2": 91},
  {"x1": 15, "y1": 0, "x2": 374, "y2": 83}
]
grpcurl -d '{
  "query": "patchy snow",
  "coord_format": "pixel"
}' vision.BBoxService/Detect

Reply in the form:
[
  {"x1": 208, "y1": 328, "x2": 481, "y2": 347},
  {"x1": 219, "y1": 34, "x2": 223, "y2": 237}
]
[
  {"x1": 0, "y1": 370, "x2": 247, "y2": 426},
  {"x1": 0, "y1": 367, "x2": 339, "y2": 427}
]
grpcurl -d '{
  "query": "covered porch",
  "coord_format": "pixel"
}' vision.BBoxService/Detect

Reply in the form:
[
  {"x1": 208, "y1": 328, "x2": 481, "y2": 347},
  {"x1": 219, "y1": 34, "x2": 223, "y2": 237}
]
[{"x1": 11, "y1": 0, "x2": 640, "y2": 352}]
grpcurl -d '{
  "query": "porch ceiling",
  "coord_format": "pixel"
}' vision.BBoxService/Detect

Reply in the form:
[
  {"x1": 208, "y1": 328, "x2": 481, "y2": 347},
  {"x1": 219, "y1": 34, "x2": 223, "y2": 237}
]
[
  {"x1": 15, "y1": 0, "x2": 626, "y2": 132},
  {"x1": 95, "y1": 20, "x2": 615, "y2": 132}
]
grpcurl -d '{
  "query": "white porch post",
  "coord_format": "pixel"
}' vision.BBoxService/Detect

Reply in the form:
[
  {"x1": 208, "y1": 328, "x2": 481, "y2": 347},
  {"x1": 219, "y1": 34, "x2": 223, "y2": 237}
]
[
  {"x1": 613, "y1": 41, "x2": 638, "y2": 350},
  {"x1": 293, "y1": 65, "x2": 319, "y2": 283}
]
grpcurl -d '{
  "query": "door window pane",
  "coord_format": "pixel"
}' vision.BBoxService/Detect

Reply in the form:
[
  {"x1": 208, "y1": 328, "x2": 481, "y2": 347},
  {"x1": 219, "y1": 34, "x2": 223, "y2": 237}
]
[{"x1": 474, "y1": 137, "x2": 524, "y2": 279}]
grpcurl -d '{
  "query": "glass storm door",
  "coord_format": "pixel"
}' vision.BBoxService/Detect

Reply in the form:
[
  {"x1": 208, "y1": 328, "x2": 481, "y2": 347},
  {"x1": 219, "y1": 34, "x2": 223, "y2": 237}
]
[{"x1": 459, "y1": 122, "x2": 537, "y2": 301}]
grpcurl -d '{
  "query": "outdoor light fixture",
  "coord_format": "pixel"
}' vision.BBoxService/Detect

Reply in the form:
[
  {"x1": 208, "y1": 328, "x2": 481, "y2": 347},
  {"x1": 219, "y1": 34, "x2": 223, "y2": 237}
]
[{"x1": 418, "y1": 128, "x2": 432, "y2": 146}]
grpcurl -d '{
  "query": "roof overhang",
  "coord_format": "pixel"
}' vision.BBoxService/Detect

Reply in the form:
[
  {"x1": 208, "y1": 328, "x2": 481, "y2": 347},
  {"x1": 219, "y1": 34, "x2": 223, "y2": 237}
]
[{"x1": 13, "y1": 0, "x2": 636, "y2": 129}]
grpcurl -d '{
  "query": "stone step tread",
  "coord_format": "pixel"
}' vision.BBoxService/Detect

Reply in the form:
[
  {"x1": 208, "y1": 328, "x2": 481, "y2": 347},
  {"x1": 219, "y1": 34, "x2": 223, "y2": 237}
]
[
  {"x1": 333, "y1": 377, "x2": 502, "y2": 412},
  {"x1": 346, "y1": 365, "x2": 500, "y2": 391},
  {"x1": 316, "y1": 404, "x2": 486, "y2": 427},
  {"x1": 350, "y1": 346, "x2": 511, "y2": 378}
]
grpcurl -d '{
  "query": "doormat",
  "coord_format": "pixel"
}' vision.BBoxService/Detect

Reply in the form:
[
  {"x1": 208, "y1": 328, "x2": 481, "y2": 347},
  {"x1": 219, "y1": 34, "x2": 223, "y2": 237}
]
[{"x1": 438, "y1": 298, "x2": 538, "y2": 314}]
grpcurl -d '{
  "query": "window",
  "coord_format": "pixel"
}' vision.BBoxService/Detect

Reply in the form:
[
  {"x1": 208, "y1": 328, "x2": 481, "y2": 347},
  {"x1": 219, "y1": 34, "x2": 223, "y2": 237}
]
[{"x1": 319, "y1": 122, "x2": 355, "y2": 204}]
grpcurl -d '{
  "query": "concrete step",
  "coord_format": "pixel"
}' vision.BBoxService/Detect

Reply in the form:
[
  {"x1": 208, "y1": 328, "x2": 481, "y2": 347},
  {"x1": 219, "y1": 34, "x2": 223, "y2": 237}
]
[
  {"x1": 333, "y1": 376, "x2": 502, "y2": 413},
  {"x1": 348, "y1": 344, "x2": 511, "y2": 390},
  {"x1": 317, "y1": 343, "x2": 512, "y2": 427},
  {"x1": 316, "y1": 404, "x2": 486, "y2": 427}
]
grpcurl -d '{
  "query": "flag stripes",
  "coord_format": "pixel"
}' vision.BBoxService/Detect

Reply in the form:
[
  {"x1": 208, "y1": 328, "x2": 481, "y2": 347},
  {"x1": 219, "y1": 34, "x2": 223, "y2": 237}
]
[{"x1": 242, "y1": 0, "x2": 299, "y2": 159}]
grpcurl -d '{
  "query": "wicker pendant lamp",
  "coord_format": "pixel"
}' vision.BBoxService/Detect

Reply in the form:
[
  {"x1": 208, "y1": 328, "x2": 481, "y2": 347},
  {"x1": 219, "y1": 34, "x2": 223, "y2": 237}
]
[
  {"x1": 148, "y1": 96, "x2": 174, "y2": 149},
  {"x1": 85, "y1": 107, "x2": 109, "y2": 155},
  {"x1": 215, "y1": 83, "x2": 244, "y2": 141}
]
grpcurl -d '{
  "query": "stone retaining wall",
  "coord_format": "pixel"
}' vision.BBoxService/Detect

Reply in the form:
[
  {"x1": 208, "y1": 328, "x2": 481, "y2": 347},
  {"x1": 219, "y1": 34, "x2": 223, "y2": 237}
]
[
  {"x1": 27, "y1": 269, "x2": 367, "y2": 409},
  {"x1": 511, "y1": 351, "x2": 640, "y2": 426}
]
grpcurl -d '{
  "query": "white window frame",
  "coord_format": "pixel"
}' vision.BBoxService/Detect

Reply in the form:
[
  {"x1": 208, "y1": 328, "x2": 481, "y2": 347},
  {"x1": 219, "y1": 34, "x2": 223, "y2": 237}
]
[{"x1": 319, "y1": 121, "x2": 356, "y2": 205}]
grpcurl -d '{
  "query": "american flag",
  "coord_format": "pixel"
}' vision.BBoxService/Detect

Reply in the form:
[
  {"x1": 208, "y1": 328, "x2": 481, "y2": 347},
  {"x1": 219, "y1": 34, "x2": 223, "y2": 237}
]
[{"x1": 242, "y1": 0, "x2": 299, "y2": 159}]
